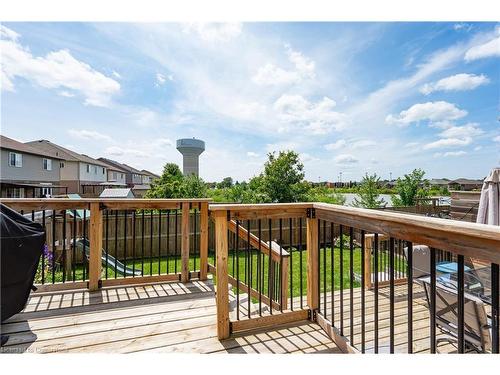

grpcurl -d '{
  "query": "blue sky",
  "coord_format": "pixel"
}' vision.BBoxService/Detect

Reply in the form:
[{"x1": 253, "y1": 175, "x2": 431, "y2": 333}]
[{"x1": 1, "y1": 22, "x2": 499, "y2": 182}]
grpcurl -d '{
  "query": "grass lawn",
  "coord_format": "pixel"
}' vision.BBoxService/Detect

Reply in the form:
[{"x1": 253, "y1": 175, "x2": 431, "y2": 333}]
[{"x1": 36, "y1": 247, "x2": 407, "y2": 298}]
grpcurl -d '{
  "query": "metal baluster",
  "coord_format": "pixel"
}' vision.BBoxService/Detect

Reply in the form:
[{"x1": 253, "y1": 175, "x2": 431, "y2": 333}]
[
  {"x1": 114, "y1": 210, "x2": 118, "y2": 278},
  {"x1": 289, "y1": 218, "x2": 293, "y2": 311},
  {"x1": 457, "y1": 254, "x2": 465, "y2": 353},
  {"x1": 236, "y1": 220, "x2": 240, "y2": 320},
  {"x1": 331, "y1": 222, "x2": 335, "y2": 326},
  {"x1": 42, "y1": 210, "x2": 46, "y2": 284},
  {"x1": 62, "y1": 210, "x2": 66, "y2": 283},
  {"x1": 175, "y1": 210, "x2": 178, "y2": 274},
  {"x1": 258, "y1": 219, "x2": 262, "y2": 316},
  {"x1": 124, "y1": 210, "x2": 128, "y2": 277},
  {"x1": 374, "y1": 233, "x2": 379, "y2": 353},
  {"x1": 430, "y1": 247, "x2": 436, "y2": 353},
  {"x1": 339, "y1": 224, "x2": 344, "y2": 335},
  {"x1": 52, "y1": 210, "x2": 56, "y2": 283},
  {"x1": 247, "y1": 220, "x2": 251, "y2": 318},
  {"x1": 299, "y1": 218, "x2": 304, "y2": 310},
  {"x1": 323, "y1": 220, "x2": 327, "y2": 317},
  {"x1": 166, "y1": 211, "x2": 170, "y2": 274},
  {"x1": 105, "y1": 210, "x2": 109, "y2": 279},
  {"x1": 132, "y1": 211, "x2": 136, "y2": 277},
  {"x1": 492, "y1": 263, "x2": 499, "y2": 353},
  {"x1": 317, "y1": 219, "x2": 321, "y2": 315},
  {"x1": 361, "y1": 230, "x2": 366, "y2": 353},
  {"x1": 268, "y1": 219, "x2": 273, "y2": 315},
  {"x1": 73, "y1": 209, "x2": 77, "y2": 282},
  {"x1": 150, "y1": 211, "x2": 153, "y2": 276},
  {"x1": 83, "y1": 209, "x2": 87, "y2": 281},
  {"x1": 279, "y1": 219, "x2": 283, "y2": 313},
  {"x1": 407, "y1": 241, "x2": 413, "y2": 353},
  {"x1": 350, "y1": 227, "x2": 354, "y2": 345},
  {"x1": 141, "y1": 210, "x2": 145, "y2": 276},
  {"x1": 389, "y1": 237, "x2": 395, "y2": 353},
  {"x1": 158, "y1": 209, "x2": 161, "y2": 275}
]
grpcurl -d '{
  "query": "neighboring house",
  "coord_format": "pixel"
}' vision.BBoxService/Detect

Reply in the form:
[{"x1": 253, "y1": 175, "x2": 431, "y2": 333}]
[
  {"x1": 26, "y1": 139, "x2": 109, "y2": 194},
  {"x1": 429, "y1": 178, "x2": 450, "y2": 188},
  {"x1": 99, "y1": 188, "x2": 135, "y2": 198},
  {"x1": 0, "y1": 135, "x2": 66, "y2": 198},
  {"x1": 100, "y1": 161, "x2": 128, "y2": 186},
  {"x1": 448, "y1": 178, "x2": 484, "y2": 191},
  {"x1": 98, "y1": 158, "x2": 145, "y2": 187},
  {"x1": 141, "y1": 169, "x2": 160, "y2": 185}
]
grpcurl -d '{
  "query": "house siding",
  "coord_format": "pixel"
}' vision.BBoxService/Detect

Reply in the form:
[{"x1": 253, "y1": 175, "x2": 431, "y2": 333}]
[{"x1": 0, "y1": 149, "x2": 60, "y2": 182}]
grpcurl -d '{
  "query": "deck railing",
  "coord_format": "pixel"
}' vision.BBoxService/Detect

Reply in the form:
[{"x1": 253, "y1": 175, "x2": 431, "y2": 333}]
[
  {"x1": 0, "y1": 198, "x2": 211, "y2": 291},
  {"x1": 211, "y1": 202, "x2": 500, "y2": 354}
]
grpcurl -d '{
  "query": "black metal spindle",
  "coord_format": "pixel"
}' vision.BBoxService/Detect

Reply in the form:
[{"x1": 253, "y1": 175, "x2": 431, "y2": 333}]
[
  {"x1": 289, "y1": 218, "x2": 293, "y2": 311},
  {"x1": 317, "y1": 219, "x2": 321, "y2": 314},
  {"x1": 175, "y1": 210, "x2": 178, "y2": 274},
  {"x1": 457, "y1": 254, "x2": 465, "y2": 353},
  {"x1": 193, "y1": 208, "x2": 198, "y2": 272},
  {"x1": 323, "y1": 220, "x2": 327, "y2": 317},
  {"x1": 105, "y1": 210, "x2": 109, "y2": 279},
  {"x1": 299, "y1": 218, "x2": 303, "y2": 309},
  {"x1": 361, "y1": 230, "x2": 366, "y2": 353},
  {"x1": 407, "y1": 241, "x2": 413, "y2": 353},
  {"x1": 339, "y1": 224, "x2": 344, "y2": 335},
  {"x1": 430, "y1": 247, "x2": 436, "y2": 353},
  {"x1": 51, "y1": 210, "x2": 56, "y2": 283},
  {"x1": 279, "y1": 218, "x2": 283, "y2": 313},
  {"x1": 236, "y1": 220, "x2": 240, "y2": 320},
  {"x1": 124, "y1": 210, "x2": 128, "y2": 277},
  {"x1": 132, "y1": 211, "x2": 136, "y2": 277},
  {"x1": 149, "y1": 211, "x2": 153, "y2": 276},
  {"x1": 350, "y1": 227, "x2": 354, "y2": 345},
  {"x1": 42, "y1": 210, "x2": 46, "y2": 284},
  {"x1": 141, "y1": 210, "x2": 145, "y2": 276},
  {"x1": 258, "y1": 219, "x2": 262, "y2": 316},
  {"x1": 158, "y1": 209, "x2": 162, "y2": 275},
  {"x1": 247, "y1": 220, "x2": 251, "y2": 318},
  {"x1": 114, "y1": 210, "x2": 118, "y2": 278},
  {"x1": 492, "y1": 263, "x2": 499, "y2": 353},
  {"x1": 166, "y1": 211, "x2": 170, "y2": 274},
  {"x1": 83, "y1": 209, "x2": 87, "y2": 281},
  {"x1": 268, "y1": 219, "x2": 273, "y2": 315},
  {"x1": 389, "y1": 237, "x2": 395, "y2": 353},
  {"x1": 73, "y1": 209, "x2": 77, "y2": 281},
  {"x1": 374, "y1": 233, "x2": 379, "y2": 353},
  {"x1": 62, "y1": 210, "x2": 67, "y2": 283},
  {"x1": 331, "y1": 222, "x2": 335, "y2": 325}
]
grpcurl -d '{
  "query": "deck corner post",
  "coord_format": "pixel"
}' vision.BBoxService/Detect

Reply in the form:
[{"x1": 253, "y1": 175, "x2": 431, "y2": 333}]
[
  {"x1": 181, "y1": 202, "x2": 190, "y2": 283},
  {"x1": 306, "y1": 211, "x2": 319, "y2": 312},
  {"x1": 214, "y1": 210, "x2": 230, "y2": 340},
  {"x1": 89, "y1": 202, "x2": 103, "y2": 291},
  {"x1": 199, "y1": 202, "x2": 209, "y2": 281}
]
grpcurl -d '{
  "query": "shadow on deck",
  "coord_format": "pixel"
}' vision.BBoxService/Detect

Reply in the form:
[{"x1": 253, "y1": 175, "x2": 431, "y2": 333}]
[{"x1": 0, "y1": 279, "x2": 340, "y2": 354}]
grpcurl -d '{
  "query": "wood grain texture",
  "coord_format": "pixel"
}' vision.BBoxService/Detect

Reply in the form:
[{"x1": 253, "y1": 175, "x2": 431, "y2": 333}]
[
  {"x1": 306, "y1": 215, "x2": 319, "y2": 311},
  {"x1": 214, "y1": 211, "x2": 230, "y2": 339},
  {"x1": 181, "y1": 202, "x2": 190, "y2": 283},
  {"x1": 88, "y1": 202, "x2": 103, "y2": 291},
  {"x1": 199, "y1": 202, "x2": 209, "y2": 280}
]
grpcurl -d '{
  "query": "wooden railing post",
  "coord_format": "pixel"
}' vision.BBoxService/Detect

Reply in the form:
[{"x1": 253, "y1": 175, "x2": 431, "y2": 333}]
[
  {"x1": 181, "y1": 202, "x2": 190, "y2": 283},
  {"x1": 89, "y1": 202, "x2": 103, "y2": 291},
  {"x1": 306, "y1": 208, "x2": 319, "y2": 313},
  {"x1": 280, "y1": 256, "x2": 289, "y2": 310},
  {"x1": 214, "y1": 210, "x2": 230, "y2": 339},
  {"x1": 199, "y1": 202, "x2": 209, "y2": 281}
]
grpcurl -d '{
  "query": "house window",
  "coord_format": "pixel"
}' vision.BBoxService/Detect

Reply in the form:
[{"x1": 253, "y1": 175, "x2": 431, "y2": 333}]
[
  {"x1": 93, "y1": 166, "x2": 97, "y2": 174},
  {"x1": 8, "y1": 152, "x2": 22, "y2": 167},
  {"x1": 41, "y1": 187, "x2": 52, "y2": 197},
  {"x1": 86, "y1": 164, "x2": 90, "y2": 173},
  {"x1": 60, "y1": 162, "x2": 65, "y2": 168},
  {"x1": 43, "y1": 158, "x2": 52, "y2": 171},
  {"x1": 7, "y1": 187, "x2": 24, "y2": 198},
  {"x1": 102, "y1": 167, "x2": 105, "y2": 174},
  {"x1": 113, "y1": 172, "x2": 117, "y2": 180},
  {"x1": 121, "y1": 173, "x2": 124, "y2": 179}
]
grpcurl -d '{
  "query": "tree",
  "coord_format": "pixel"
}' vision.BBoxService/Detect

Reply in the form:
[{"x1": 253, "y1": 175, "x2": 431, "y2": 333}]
[
  {"x1": 391, "y1": 168, "x2": 429, "y2": 206},
  {"x1": 217, "y1": 177, "x2": 233, "y2": 189},
  {"x1": 145, "y1": 163, "x2": 185, "y2": 198},
  {"x1": 182, "y1": 174, "x2": 208, "y2": 198},
  {"x1": 306, "y1": 185, "x2": 346, "y2": 205},
  {"x1": 260, "y1": 151, "x2": 310, "y2": 203},
  {"x1": 352, "y1": 173, "x2": 386, "y2": 208}
]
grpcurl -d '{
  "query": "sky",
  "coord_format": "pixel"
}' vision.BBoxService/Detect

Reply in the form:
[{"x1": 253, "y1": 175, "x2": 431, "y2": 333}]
[{"x1": 1, "y1": 22, "x2": 499, "y2": 182}]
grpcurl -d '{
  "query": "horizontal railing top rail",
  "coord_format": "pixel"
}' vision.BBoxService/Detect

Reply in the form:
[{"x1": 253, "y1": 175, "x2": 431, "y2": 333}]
[{"x1": 0, "y1": 198, "x2": 212, "y2": 211}]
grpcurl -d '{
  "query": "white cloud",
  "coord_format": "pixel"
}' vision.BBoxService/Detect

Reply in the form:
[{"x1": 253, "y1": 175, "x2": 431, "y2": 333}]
[
  {"x1": 464, "y1": 35, "x2": 500, "y2": 61},
  {"x1": 104, "y1": 146, "x2": 150, "y2": 158},
  {"x1": 324, "y1": 139, "x2": 346, "y2": 151},
  {"x1": 300, "y1": 153, "x2": 319, "y2": 162},
  {"x1": 423, "y1": 137, "x2": 472, "y2": 150},
  {"x1": 474, "y1": 146, "x2": 482, "y2": 151},
  {"x1": 386, "y1": 101, "x2": 467, "y2": 126},
  {"x1": 58, "y1": 91, "x2": 75, "y2": 98},
  {"x1": 494, "y1": 135, "x2": 500, "y2": 143},
  {"x1": 273, "y1": 95, "x2": 347, "y2": 134},
  {"x1": 155, "y1": 73, "x2": 174, "y2": 87},
  {"x1": 246, "y1": 151, "x2": 259, "y2": 158},
  {"x1": 182, "y1": 23, "x2": 242, "y2": 42},
  {"x1": 1, "y1": 26, "x2": 120, "y2": 107},
  {"x1": 152, "y1": 138, "x2": 174, "y2": 147},
  {"x1": 434, "y1": 151, "x2": 467, "y2": 157},
  {"x1": 112, "y1": 71, "x2": 121, "y2": 79},
  {"x1": 453, "y1": 23, "x2": 473, "y2": 32},
  {"x1": 438, "y1": 123, "x2": 483, "y2": 139},
  {"x1": 351, "y1": 139, "x2": 377, "y2": 149},
  {"x1": 252, "y1": 45, "x2": 315, "y2": 86},
  {"x1": 334, "y1": 154, "x2": 359, "y2": 164},
  {"x1": 265, "y1": 141, "x2": 299, "y2": 152},
  {"x1": 420, "y1": 73, "x2": 489, "y2": 95},
  {"x1": 68, "y1": 129, "x2": 112, "y2": 142}
]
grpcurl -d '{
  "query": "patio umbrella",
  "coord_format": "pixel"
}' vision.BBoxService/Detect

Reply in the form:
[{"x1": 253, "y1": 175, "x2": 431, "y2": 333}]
[{"x1": 476, "y1": 168, "x2": 500, "y2": 226}]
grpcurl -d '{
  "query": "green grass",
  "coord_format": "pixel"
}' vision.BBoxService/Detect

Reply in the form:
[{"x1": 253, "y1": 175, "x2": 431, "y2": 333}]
[{"x1": 35, "y1": 248, "x2": 407, "y2": 298}]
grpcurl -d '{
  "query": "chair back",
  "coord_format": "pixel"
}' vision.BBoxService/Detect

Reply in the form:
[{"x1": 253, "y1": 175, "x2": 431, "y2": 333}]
[{"x1": 404, "y1": 245, "x2": 431, "y2": 278}]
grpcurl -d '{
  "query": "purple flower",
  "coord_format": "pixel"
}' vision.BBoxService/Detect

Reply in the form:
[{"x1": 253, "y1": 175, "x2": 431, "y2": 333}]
[{"x1": 43, "y1": 244, "x2": 54, "y2": 270}]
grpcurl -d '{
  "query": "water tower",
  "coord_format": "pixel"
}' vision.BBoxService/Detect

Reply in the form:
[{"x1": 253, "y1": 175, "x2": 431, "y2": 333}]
[{"x1": 176, "y1": 138, "x2": 205, "y2": 177}]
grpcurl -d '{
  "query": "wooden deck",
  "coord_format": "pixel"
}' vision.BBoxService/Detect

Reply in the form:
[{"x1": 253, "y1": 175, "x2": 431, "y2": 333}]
[{"x1": 0, "y1": 279, "x2": 340, "y2": 354}]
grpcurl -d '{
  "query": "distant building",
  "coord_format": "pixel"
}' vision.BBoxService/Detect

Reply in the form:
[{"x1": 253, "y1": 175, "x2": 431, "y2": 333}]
[
  {"x1": 0, "y1": 135, "x2": 67, "y2": 197},
  {"x1": 428, "y1": 178, "x2": 450, "y2": 188},
  {"x1": 448, "y1": 178, "x2": 484, "y2": 191},
  {"x1": 98, "y1": 158, "x2": 145, "y2": 187},
  {"x1": 26, "y1": 139, "x2": 109, "y2": 195},
  {"x1": 99, "y1": 188, "x2": 135, "y2": 198},
  {"x1": 176, "y1": 138, "x2": 205, "y2": 177},
  {"x1": 141, "y1": 169, "x2": 160, "y2": 185}
]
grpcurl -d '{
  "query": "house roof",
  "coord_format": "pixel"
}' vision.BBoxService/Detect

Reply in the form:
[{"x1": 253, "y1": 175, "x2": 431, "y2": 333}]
[
  {"x1": 141, "y1": 169, "x2": 160, "y2": 178},
  {"x1": 26, "y1": 140, "x2": 109, "y2": 167},
  {"x1": 98, "y1": 158, "x2": 144, "y2": 175},
  {"x1": 1, "y1": 135, "x2": 65, "y2": 159},
  {"x1": 429, "y1": 178, "x2": 450, "y2": 185},
  {"x1": 99, "y1": 188, "x2": 134, "y2": 198},
  {"x1": 448, "y1": 178, "x2": 484, "y2": 185},
  {"x1": 97, "y1": 159, "x2": 129, "y2": 173}
]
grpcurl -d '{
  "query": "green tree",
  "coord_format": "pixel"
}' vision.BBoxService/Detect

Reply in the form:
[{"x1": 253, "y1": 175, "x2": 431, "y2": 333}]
[
  {"x1": 217, "y1": 177, "x2": 234, "y2": 189},
  {"x1": 145, "y1": 163, "x2": 185, "y2": 198},
  {"x1": 260, "y1": 151, "x2": 310, "y2": 203},
  {"x1": 352, "y1": 173, "x2": 386, "y2": 208},
  {"x1": 306, "y1": 185, "x2": 346, "y2": 205},
  {"x1": 182, "y1": 174, "x2": 208, "y2": 198},
  {"x1": 391, "y1": 168, "x2": 429, "y2": 206}
]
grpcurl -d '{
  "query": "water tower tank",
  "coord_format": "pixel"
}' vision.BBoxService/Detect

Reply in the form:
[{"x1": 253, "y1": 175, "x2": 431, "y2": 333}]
[{"x1": 176, "y1": 138, "x2": 205, "y2": 177}]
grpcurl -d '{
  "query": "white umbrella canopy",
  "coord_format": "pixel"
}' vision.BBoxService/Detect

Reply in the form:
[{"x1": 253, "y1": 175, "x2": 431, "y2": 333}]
[{"x1": 476, "y1": 168, "x2": 500, "y2": 226}]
